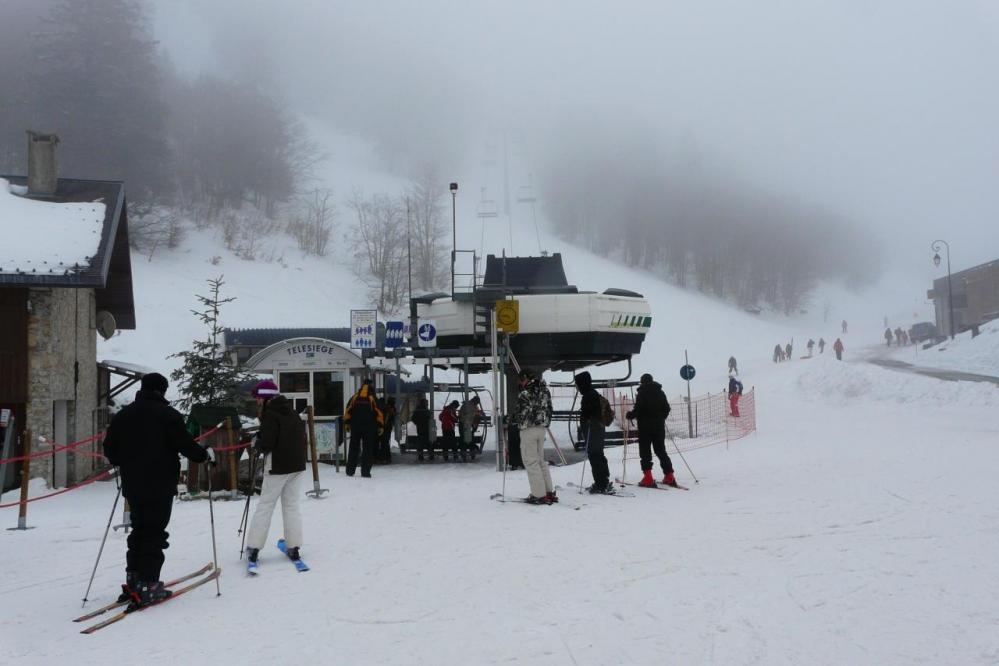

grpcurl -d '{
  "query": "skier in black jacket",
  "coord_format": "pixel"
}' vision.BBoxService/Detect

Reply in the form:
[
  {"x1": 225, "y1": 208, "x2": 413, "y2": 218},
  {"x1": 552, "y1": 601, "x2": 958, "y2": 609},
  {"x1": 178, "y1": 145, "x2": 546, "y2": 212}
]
[
  {"x1": 574, "y1": 371, "x2": 613, "y2": 494},
  {"x1": 103, "y1": 372, "x2": 212, "y2": 607},
  {"x1": 410, "y1": 398, "x2": 433, "y2": 462},
  {"x1": 626, "y1": 373, "x2": 677, "y2": 488},
  {"x1": 245, "y1": 379, "x2": 308, "y2": 567},
  {"x1": 343, "y1": 379, "x2": 384, "y2": 477}
]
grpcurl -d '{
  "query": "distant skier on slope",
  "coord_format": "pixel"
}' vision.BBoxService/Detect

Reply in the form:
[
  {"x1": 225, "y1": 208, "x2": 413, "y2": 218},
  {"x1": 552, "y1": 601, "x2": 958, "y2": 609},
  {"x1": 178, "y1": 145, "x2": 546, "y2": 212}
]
[
  {"x1": 514, "y1": 369, "x2": 557, "y2": 504},
  {"x1": 785, "y1": 342, "x2": 793, "y2": 360},
  {"x1": 833, "y1": 338, "x2": 845, "y2": 360},
  {"x1": 625, "y1": 373, "x2": 677, "y2": 488},
  {"x1": 884, "y1": 328, "x2": 893, "y2": 347},
  {"x1": 728, "y1": 374, "x2": 744, "y2": 417},
  {"x1": 842, "y1": 320, "x2": 848, "y2": 334},
  {"x1": 245, "y1": 379, "x2": 307, "y2": 570},
  {"x1": 819, "y1": 338, "x2": 826, "y2": 354},
  {"x1": 103, "y1": 372, "x2": 212, "y2": 607},
  {"x1": 807, "y1": 339, "x2": 815, "y2": 357},
  {"x1": 773, "y1": 344, "x2": 783, "y2": 363},
  {"x1": 728, "y1": 356, "x2": 738, "y2": 374}
]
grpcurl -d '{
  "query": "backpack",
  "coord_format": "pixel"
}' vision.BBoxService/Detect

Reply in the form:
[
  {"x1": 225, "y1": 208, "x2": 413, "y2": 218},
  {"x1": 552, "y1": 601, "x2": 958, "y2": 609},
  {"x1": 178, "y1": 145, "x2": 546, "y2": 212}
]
[{"x1": 598, "y1": 394, "x2": 615, "y2": 427}]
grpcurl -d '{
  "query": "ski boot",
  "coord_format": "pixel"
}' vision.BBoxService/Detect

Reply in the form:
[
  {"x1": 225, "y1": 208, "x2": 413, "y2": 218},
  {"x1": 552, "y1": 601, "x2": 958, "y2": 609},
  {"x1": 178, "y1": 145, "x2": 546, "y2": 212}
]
[
  {"x1": 117, "y1": 570, "x2": 140, "y2": 603},
  {"x1": 130, "y1": 580, "x2": 172, "y2": 608},
  {"x1": 524, "y1": 495, "x2": 552, "y2": 505},
  {"x1": 545, "y1": 491, "x2": 559, "y2": 504},
  {"x1": 638, "y1": 469, "x2": 657, "y2": 488},
  {"x1": 663, "y1": 472, "x2": 679, "y2": 488},
  {"x1": 588, "y1": 482, "x2": 615, "y2": 495},
  {"x1": 287, "y1": 546, "x2": 302, "y2": 561}
]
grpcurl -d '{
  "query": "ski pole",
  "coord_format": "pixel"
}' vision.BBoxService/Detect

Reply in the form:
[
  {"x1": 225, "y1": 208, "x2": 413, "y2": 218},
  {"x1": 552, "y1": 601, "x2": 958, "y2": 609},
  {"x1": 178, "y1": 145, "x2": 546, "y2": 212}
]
[
  {"x1": 500, "y1": 419, "x2": 508, "y2": 500},
  {"x1": 206, "y1": 458, "x2": 221, "y2": 596},
  {"x1": 665, "y1": 424, "x2": 699, "y2": 484},
  {"x1": 238, "y1": 450, "x2": 257, "y2": 558},
  {"x1": 578, "y1": 425, "x2": 590, "y2": 494},
  {"x1": 81, "y1": 472, "x2": 121, "y2": 608}
]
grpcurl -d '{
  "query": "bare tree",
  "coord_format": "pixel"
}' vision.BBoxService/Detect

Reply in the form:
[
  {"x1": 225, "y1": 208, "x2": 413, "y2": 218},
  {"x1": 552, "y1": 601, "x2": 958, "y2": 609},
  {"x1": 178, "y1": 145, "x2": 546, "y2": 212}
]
[
  {"x1": 406, "y1": 169, "x2": 448, "y2": 291},
  {"x1": 288, "y1": 188, "x2": 336, "y2": 256},
  {"x1": 347, "y1": 191, "x2": 407, "y2": 313}
]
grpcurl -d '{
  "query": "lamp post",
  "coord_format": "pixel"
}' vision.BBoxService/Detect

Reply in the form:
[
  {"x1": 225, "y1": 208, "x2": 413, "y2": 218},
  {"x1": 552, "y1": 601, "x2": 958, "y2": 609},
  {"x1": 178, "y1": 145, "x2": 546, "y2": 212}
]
[
  {"x1": 931, "y1": 239, "x2": 955, "y2": 339},
  {"x1": 450, "y1": 182, "x2": 458, "y2": 295}
]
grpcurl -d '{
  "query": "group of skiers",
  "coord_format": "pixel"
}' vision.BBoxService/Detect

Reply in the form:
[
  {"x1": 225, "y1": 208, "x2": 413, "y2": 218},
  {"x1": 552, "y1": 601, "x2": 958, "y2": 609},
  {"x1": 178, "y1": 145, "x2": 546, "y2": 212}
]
[
  {"x1": 885, "y1": 327, "x2": 911, "y2": 347},
  {"x1": 773, "y1": 336, "x2": 845, "y2": 361},
  {"x1": 408, "y1": 395, "x2": 483, "y2": 462}
]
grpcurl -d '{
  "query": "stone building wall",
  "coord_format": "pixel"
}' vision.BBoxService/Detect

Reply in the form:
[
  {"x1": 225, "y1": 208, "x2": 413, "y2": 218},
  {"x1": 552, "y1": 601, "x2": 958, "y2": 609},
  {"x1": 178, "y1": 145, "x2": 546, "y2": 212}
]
[{"x1": 25, "y1": 287, "x2": 98, "y2": 486}]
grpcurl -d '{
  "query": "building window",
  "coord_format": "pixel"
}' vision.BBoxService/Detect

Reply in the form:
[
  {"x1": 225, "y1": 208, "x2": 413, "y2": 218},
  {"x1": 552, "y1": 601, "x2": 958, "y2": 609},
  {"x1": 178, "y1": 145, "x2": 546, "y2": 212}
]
[
  {"x1": 279, "y1": 372, "x2": 310, "y2": 394},
  {"x1": 313, "y1": 372, "x2": 344, "y2": 417}
]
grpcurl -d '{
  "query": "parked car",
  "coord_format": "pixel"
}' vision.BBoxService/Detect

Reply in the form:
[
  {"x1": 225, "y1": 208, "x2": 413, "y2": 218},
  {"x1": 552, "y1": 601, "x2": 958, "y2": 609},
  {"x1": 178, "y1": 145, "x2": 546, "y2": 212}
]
[{"x1": 909, "y1": 321, "x2": 938, "y2": 344}]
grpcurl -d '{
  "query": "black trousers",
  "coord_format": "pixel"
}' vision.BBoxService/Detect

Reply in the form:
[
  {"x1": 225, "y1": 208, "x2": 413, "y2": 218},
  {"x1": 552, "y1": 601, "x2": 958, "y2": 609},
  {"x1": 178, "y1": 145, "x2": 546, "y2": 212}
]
[
  {"x1": 347, "y1": 425, "x2": 376, "y2": 474},
  {"x1": 584, "y1": 421, "x2": 610, "y2": 488},
  {"x1": 442, "y1": 429, "x2": 458, "y2": 457},
  {"x1": 506, "y1": 424, "x2": 523, "y2": 468},
  {"x1": 378, "y1": 422, "x2": 392, "y2": 463},
  {"x1": 638, "y1": 429, "x2": 673, "y2": 474},
  {"x1": 126, "y1": 494, "x2": 174, "y2": 582}
]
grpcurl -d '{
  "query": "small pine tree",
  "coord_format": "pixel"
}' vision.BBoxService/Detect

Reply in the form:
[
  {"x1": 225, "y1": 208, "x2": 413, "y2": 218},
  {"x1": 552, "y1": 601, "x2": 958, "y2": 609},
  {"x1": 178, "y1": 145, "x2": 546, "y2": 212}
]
[{"x1": 170, "y1": 276, "x2": 254, "y2": 412}]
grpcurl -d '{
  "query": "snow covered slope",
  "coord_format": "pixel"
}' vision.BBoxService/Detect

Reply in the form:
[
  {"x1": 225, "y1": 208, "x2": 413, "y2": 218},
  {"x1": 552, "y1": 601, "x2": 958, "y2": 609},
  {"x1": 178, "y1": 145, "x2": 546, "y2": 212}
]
[{"x1": 885, "y1": 318, "x2": 999, "y2": 377}]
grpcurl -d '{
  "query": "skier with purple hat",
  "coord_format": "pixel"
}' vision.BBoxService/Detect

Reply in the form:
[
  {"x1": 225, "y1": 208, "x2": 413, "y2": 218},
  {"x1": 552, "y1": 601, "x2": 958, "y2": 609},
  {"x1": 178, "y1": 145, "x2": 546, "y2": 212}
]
[{"x1": 244, "y1": 378, "x2": 308, "y2": 573}]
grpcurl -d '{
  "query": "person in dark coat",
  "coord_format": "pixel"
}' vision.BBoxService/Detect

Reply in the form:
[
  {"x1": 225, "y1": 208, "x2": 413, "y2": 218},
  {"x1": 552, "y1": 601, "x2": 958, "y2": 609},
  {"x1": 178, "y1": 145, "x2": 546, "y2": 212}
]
[
  {"x1": 245, "y1": 378, "x2": 308, "y2": 565},
  {"x1": 574, "y1": 371, "x2": 613, "y2": 494},
  {"x1": 377, "y1": 397, "x2": 396, "y2": 464},
  {"x1": 410, "y1": 398, "x2": 433, "y2": 462},
  {"x1": 458, "y1": 396, "x2": 483, "y2": 459},
  {"x1": 343, "y1": 379, "x2": 384, "y2": 477},
  {"x1": 833, "y1": 337, "x2": 845, "y2": 360},
  {"x1": 626, "y1": 373, "x2": 676, "y2": 488},
  {"x1": 439, "y1": 400, "x2": 460, "y2": 461},
  {"x1": 818, "y1": 338, "x2": 826, "y2": 354},
  {"x1": 728, "y1": 356, "x2": 738, "y2": 374},
  {"x1": 103, "y1": 372, "x2": 212, "y2": 607}
]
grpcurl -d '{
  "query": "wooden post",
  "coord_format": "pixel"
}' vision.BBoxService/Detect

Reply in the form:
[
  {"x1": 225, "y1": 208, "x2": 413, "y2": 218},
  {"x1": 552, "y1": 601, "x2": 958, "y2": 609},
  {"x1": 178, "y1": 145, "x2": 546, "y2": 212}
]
[
  {"x1": 12, "y1": 429, "x2": 32, "y2": 530},
  {"x1": 225, "y1": 417, "x2": 238, "y2": 500},
  {"x1": 305, "y1": 406, "x2": 328, "y2": 498}
]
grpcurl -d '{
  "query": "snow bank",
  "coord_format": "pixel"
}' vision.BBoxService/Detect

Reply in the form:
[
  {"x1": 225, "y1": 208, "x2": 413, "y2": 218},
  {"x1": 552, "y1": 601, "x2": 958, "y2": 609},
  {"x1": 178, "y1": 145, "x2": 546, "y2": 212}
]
[
  {"x1": 785, "y1": 354, "x2": 999, "y2": 407},
  {"x1": 0, "y1": 178, "x2": 106, "y2": 275},
  {"x1": 890, "y1": 319, "x2": 999, "y2": 377}
]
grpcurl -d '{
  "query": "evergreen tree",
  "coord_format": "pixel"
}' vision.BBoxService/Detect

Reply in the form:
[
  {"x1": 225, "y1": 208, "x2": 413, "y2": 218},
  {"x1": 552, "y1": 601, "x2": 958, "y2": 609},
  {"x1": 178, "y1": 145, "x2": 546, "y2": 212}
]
[{"x1": 170, "y1": 276, "x2": 254, "y2": 412}]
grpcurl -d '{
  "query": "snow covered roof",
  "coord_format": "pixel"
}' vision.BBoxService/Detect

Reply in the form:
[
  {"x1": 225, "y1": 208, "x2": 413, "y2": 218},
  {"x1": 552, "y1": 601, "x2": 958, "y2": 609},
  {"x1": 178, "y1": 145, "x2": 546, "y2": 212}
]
[
  {"x1": 0, "y1": 177, "x2": 105, "y2": 277},
  {"x1": 0, "y1": 175, "x2": 136, "y2": 328}
]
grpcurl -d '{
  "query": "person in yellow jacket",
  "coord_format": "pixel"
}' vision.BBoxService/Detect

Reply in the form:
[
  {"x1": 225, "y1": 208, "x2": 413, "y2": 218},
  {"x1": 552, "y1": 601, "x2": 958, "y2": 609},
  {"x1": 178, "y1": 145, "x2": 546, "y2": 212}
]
[{"x1": 343, "y1": 379, "x2": 384, "y2": 477}]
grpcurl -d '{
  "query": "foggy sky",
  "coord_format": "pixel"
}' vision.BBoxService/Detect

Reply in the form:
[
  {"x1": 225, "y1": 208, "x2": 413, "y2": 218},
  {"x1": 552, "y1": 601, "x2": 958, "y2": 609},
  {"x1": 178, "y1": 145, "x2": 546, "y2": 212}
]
[{"x1": 152, "y1": 1, "x2": 999, "y2": 283}]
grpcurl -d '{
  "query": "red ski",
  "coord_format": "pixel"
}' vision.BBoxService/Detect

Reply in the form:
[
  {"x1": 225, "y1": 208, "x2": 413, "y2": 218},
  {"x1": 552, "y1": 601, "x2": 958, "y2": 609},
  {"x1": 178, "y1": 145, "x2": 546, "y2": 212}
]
[{"x1": 615, "y1": 478, "x2": 690, "y2": 491}]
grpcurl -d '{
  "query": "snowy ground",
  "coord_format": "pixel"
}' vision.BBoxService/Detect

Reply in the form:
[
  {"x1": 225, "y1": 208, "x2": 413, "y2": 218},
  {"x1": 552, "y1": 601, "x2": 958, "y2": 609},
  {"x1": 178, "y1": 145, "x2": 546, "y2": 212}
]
[{"x1": 3, "y1": 353, "x2": 999, "y2": 665}]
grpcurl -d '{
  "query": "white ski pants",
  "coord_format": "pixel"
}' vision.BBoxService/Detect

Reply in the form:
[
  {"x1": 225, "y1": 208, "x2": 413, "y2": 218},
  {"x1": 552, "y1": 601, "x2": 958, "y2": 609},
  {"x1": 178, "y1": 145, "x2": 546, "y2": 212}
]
[
  {"x1": 247, "y1": 462, "x2": 304, "y2": 551},
  {"x1": 520, "y1": 426, "x2": 553, "y2": 498}
]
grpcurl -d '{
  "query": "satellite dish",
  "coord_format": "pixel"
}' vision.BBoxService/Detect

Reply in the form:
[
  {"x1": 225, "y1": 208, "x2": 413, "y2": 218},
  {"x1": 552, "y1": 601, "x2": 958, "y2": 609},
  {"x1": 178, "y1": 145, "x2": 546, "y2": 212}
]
[{"x1": 96, "y1": 310, "x2": 117, "y2": 340}]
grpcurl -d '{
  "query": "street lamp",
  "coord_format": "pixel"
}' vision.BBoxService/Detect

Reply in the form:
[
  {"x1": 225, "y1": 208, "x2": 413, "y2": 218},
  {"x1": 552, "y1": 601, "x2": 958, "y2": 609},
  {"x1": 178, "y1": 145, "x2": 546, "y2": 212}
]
[
  {"x1": 931, "y1": 239, "x2": 955, "y2": 339},
  {"x1": 450, "y1": 182, "x2": 458, "y2": 295}
]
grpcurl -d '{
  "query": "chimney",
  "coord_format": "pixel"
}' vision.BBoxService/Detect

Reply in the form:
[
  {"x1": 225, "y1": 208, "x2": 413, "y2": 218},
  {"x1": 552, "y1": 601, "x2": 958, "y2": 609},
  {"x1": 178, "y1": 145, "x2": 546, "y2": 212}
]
[{"x1": 26, "y1": 130, "x2": 60, "y2": 196}]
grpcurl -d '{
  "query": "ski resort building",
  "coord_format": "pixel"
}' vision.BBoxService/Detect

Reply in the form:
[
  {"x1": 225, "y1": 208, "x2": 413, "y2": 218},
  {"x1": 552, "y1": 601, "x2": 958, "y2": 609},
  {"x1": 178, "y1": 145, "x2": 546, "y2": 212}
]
[
  {"x1": 0, "y1": 132, "x2": 135, "y2": 490},
  {"x1": 928, "y1": 257, "x2": 999, "y2": 337}
]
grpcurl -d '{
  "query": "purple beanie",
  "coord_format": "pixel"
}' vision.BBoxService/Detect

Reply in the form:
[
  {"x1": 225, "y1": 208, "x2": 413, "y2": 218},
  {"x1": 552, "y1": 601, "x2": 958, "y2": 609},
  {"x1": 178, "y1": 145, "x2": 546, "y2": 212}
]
[{"x1": 252, "y1": 379, "x2": 279, "y2": 398}]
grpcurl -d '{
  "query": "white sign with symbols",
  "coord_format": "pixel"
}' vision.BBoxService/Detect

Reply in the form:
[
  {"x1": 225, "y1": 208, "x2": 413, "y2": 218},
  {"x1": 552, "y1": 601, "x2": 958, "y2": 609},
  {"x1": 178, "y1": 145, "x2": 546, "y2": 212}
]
[
  {"x1": 417, "y1": 319, "x2": 437, "y2": 348},
  {"x1": 350, "y1": 310, "x2": 377, "y2": 349}
]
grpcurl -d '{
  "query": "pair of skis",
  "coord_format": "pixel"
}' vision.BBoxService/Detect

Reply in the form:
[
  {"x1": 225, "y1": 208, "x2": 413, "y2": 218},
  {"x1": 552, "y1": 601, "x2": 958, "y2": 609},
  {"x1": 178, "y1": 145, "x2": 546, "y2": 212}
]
[
  {"x1": 74, "y1": 563, "x2": 220, "y2": 634},
  {"x1": 615, "y1": 477, "x2": 691, "y2": 491},
  {"x1": 248, "y1": 539, "x2": 310, "y2": 575}
]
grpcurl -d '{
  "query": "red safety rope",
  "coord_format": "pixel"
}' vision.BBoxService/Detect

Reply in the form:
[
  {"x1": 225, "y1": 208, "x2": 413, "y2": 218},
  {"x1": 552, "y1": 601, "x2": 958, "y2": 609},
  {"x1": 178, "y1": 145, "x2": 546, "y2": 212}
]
[{"x1": 0, "y1": 468, "x2": 114, "y2": 509}]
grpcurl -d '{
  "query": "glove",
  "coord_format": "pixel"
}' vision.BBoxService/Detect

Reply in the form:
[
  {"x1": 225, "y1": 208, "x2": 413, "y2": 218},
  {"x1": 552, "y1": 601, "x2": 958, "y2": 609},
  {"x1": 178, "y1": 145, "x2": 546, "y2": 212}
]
[
  {"x1": 204, "y1": 446, "x2": 217, "y2": 465},
  {"x1": 625, "y1": 410, "x2": 635, "y2": 421}
]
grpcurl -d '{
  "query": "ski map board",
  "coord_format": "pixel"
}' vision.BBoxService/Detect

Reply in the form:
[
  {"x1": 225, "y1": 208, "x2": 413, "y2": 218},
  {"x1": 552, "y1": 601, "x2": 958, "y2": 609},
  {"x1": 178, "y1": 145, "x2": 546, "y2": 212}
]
[
  {"x1": 615, "y1": 478, "x2": 691, "y2": 491},
  {"x1": 277, "y1": 538, "x2": 310, "y2": 572},
  {"x1": 565, "y1": 481, "x2": 636, "y2": 497},
  {"x1": 79, "y1": 567, "x2": 221, "y2": 634},
  {"x1": 74, "y1": 563, "x2": 213, "y2": 623}
]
